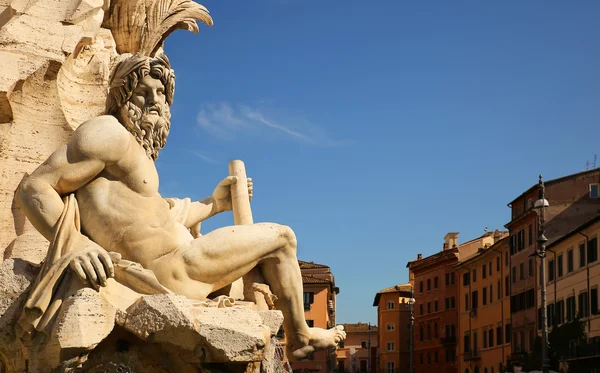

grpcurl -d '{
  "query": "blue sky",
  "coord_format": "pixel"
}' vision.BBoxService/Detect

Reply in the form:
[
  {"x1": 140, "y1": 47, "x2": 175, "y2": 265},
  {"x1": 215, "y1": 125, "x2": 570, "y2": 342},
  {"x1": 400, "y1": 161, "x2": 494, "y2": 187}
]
[{"x1": 157, "y1": 1, "x2": 600, "y2": 325}]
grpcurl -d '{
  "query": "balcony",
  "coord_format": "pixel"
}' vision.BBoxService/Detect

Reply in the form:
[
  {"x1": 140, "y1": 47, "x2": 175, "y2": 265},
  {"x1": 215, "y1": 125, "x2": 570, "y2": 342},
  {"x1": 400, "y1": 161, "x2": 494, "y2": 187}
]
[
  {"x1": 441, "y1": 336, "x2": 457, "y2": 345},
  {"x1": 464, "y1": 350, "x2": 481, "y2": 361},
  {"x1": 470, "y1": 307, "x2": 478, "y2": 317}
]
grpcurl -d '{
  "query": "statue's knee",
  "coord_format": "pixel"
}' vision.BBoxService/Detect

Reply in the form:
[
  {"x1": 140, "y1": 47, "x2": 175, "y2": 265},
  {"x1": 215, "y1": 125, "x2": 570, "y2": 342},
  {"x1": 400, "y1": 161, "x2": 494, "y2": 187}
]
[{"x1": 279, "y1": 225, "x2": 297, "y2": 251}]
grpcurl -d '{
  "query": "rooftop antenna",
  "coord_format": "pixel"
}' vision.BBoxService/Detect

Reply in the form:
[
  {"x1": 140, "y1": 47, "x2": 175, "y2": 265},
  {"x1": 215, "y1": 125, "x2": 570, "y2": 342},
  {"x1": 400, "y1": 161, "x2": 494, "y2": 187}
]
[
  {"x1": 586, "y1": 160, "x2": 590, "y2": 171},
  {"x1": 594, "y1": 154, "x2": 597, "y2": 169},
  {"x1": 484, "y1": 226, "x2": 488, "y2": 233}
]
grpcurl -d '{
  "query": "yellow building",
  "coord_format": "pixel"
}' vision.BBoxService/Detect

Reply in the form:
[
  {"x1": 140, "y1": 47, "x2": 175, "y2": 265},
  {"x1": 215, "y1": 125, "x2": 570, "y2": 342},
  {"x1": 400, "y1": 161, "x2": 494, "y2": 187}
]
[
  {"x1": 541, "y1": 214, "x2": 600, "y2": 370},
  {"x1": 336, "y1": 323, "x2": 378, "y2": 373},
  {"x1": 454, "y1": 234, "x2": 511, "y2": 373},
  {"x1": 373, "y1": 283, "x2": 413, "y2": 373}
]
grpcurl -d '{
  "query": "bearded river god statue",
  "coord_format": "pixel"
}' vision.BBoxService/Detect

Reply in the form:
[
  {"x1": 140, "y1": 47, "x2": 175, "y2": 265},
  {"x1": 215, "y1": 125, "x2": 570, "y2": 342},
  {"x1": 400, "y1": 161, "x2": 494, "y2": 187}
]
[{"x1": 0, "y1": 0, "x2": 345, "y2": 372}]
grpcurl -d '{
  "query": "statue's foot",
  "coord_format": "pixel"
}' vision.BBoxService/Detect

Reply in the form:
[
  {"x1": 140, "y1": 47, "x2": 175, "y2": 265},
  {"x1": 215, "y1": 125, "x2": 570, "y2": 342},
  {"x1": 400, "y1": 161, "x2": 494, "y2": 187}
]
[{"x1": 286, "y1": 326, "x2": 346, "y2": 361}]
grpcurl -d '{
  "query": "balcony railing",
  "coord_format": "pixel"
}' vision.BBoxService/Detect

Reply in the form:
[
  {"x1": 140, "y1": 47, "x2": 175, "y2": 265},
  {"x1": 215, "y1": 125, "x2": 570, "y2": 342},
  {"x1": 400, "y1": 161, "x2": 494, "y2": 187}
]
[{"x1": 441, "y1": 336, "x2": 457, "y2": 345}]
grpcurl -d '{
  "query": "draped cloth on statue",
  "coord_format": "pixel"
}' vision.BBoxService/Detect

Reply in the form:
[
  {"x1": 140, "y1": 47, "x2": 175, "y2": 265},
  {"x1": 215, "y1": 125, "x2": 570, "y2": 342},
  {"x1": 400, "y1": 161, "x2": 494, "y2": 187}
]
[{"x1": 16, "y1": 193, "x2": 193, "y2": 339}]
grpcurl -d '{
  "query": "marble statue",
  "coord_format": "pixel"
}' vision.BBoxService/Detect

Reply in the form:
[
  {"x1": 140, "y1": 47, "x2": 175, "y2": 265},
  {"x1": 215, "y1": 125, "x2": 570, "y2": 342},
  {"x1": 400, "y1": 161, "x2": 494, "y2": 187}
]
[{"x1": 15, "y1": 52, "x2": 346, "y2": 362}]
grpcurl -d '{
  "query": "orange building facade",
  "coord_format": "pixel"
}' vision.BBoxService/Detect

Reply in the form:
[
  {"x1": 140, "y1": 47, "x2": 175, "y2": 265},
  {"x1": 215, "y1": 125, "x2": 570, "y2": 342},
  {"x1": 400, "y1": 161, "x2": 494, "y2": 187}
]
[
  {"x1": 286, "y1": 260, "x2": 339, "y2": 373},
  {"x1": 336, "y1": 323, "x2": 378, "y2": 373},
  {"x1": 372, "y1": 284, "x2": 413, "y2": 373},
  {"x1": 407, "y1": 231, "x2": 502, "y2": 373},
  {"x1": 455, "y1": 235, "x2": 511, "y2": 373},
  {"x1": 505, "y1": 169, "x2": 600, "y2": 364}
]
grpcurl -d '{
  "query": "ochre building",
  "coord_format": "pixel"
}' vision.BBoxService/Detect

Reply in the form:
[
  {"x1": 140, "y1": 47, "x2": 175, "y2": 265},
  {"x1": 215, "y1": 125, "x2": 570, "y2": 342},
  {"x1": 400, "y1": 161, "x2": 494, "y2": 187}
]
[
  {"x1": 373, "y1": 284, "x2": 413, "y2": 373},
  {"x1": 455, "y1": 234, "x2": 510, "y2": 373},
  {"x1": 407, "y1": 231, "x2": 503, "y2": 373},
  {"x1": 335, "y1": 322, "x2": 378, "y2": 373}
]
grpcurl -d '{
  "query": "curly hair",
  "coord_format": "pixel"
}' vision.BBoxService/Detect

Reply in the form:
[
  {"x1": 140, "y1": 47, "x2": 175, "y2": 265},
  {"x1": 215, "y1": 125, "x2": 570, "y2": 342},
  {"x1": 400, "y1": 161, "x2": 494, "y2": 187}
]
[{"x1": 105, "y1": 53, "x2": 175, "y2": 117}]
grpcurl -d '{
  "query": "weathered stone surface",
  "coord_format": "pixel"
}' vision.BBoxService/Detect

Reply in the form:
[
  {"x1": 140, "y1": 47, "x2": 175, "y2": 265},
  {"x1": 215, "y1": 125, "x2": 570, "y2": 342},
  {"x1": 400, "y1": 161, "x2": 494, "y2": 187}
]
[
  {"x1": 54, "y1": 287, "x2": 117, "y2": 350},
  {"x1": 0, "y1": 258, "x2": 38, "y2": 341},
  {"x1": 121, "y1": 294, "x2": 283, "y2": 364}
]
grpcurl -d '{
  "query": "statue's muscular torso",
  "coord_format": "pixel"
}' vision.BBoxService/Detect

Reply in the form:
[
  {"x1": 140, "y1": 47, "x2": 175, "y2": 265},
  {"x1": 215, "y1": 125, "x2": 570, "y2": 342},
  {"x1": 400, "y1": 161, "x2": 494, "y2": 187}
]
[{"x1": 73, "y1": 116, "x2": 192, "y2": 268}]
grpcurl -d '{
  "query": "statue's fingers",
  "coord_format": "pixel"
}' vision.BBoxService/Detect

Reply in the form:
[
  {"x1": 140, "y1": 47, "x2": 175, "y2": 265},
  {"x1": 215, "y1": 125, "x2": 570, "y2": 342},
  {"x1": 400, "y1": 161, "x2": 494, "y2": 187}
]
[
  {"x1": 90, "y1": 255, "x2": 107, "y2": 286},
  {"x1": 81, "y1": 259, "x2": 99, "y2": 288},
  {"x1": 220, "y1": 176, "x2": 237, "y2": 186},
  {"x1": 70, "y1": 261, "x2": 87, "y2": 282},
  {"x1": 99, "y1": 251, "x2": 115, "y2": 278}
]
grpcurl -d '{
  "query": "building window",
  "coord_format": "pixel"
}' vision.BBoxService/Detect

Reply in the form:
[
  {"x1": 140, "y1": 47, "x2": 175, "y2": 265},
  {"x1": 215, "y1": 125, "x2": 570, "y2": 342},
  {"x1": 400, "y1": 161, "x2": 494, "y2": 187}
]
[
  {"x1": 463, "y1": 272, "x2": 471, "y2": 286},
  {"x1": 505, "y1": 324, "x2": 511, "y2": 343},
  {"x1": 361, "y1": 340, "x2": 367, "y2": 348},
  {"x1": 435, "y1": 300, "x2": 439, "y2": 312},
  {"x1": 519, "y1": 262, "x2": 524, "y2": 280},
  {"x1": 420, "y1": 326, "x2": 423, "y2": 341},
  {"x1": 497, "y1": 280, "x2": 501, "y2": 300},
  {"x1": 483, "y1": 287, "x2": 488, "y2": 306},
  {"x1": 420, "y1": 304, "x2": 423, "y2": 315},
  {"x1": 489, "y1": 261, "x2": 493, "y2": 276},
  {"x1": 483, "y1": 330, "x2": 488, "y2": 348},
  {"x1": 387, "y1": 300, "x2": 395, "y2": 310},
  {"x1": 489, "y1": 328, "x2": 494, "y2": 347},
  {"x1": 505, "y1": 276, "x2": 509, "y2": 297},
  {"x1": 496, "y1": 325, "x2": 502, "y2": 345},
  {"x1": 512, "y1": 266, "x2": 516, "y2": 283},
  {"x1": 386, "y1": 362, "x2": 394, "y2": 373},
  {"x1": 548, "y1": 259, "x2": 555, "y2": 281},
  {"x1": 566, "y1": 296, "x2": 576, "y2": 322},
  {"x1": 303, "y1": 292, "x2": 314, "y2": 310},
  {"x1": 472, "y1": 290, "x2": 479, "y2": 309},
  {"x1": 482, "y1": 264, "x2": 487, "y2": 279},
  {"x1": 434, "y1": 323, "x2": 438, "y2": 338},
  {"x1": 496, "y1": 257, "x2": 500, "y2": 271},
  {"x1": 427, "y1": 302, "x2": 431, "y2": 314},
  {"x1": 420, "y1": 281, "x2": 424, "y2": 293},
  {"x1": 556, "y1": 299, "x2": 565, "y2": 324},
  {"x1": 567, "y1": 248, "x2": 574, "y2": 273},
  {"x1": 427, "y1": 279, "x2": 431, "y2": 291},
  {"x1": 473, "y1": 269, "x2": 477, "y2": 282},
  {"x1": 386, "y1": 323, "x2": 395, "y2": 331},
  {"x1": 579, "y1": 291, "x2": 589, "y2": 318},
  {"x1": 465, "y1": 293, "x2": 470, "y2": 311},
  {"x1": 588, "y1": 237, "x2": 598, "y2": 263},
  {"x1": 445, "y1": 273, "x2": 450, "y2": 286},
  {"x1": 427, "y1": 324, "x2": 431, "y2": 340},
  {"x1": 451, "y1": 296, "x2": 456, "y2": 309},
  {"x1": 489, "y1": 284, "x2": 493, "y2": 303},
  {"x1": 451, "y1": 272, "x2": 455, "y2": 285},
  {"x1": 592, "y1": 288, "x2": 599, "y2": 315},
  {"x1": 386, "y1": 342, "x2": 395, "y2": 351},
  {"x1": 434, "y1": 276, "x2": 439, "y2": 289},
  {"x1": 557, "y1": 254, "x2": 563, "y2": 277},
  {"x1": 580, "y1": 243, "x2": 586, "y2": 268},
  {"x1": 445, "y1": 297, "x2": 450, "y2": 309},
  {"x1": 590, "y1": 183, "x2": 600, "y2": 198},
  {"x1": 529, "y1": 223, "x2": 533, "y2": 245},
  {"x1": 528, "y1": 257, "x2": 533, "y2": 277}
]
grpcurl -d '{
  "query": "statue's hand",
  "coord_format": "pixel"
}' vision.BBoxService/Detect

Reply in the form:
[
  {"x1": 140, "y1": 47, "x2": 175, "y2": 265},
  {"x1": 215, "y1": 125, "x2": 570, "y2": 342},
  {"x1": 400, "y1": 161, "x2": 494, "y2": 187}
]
[
  {"x1": 69, "y1": 238, "x2": 115, "y2": 289},
  {"x1": 212, "y1": 176, "x2": 253, "y2": 213}
]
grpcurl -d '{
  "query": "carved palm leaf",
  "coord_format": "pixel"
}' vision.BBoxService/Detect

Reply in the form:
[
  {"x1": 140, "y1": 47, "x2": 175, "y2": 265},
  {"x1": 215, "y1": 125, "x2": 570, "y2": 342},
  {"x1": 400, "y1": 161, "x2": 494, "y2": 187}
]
[{"x1": 104, "y1": 0, "x2": 213, "y2": 56}]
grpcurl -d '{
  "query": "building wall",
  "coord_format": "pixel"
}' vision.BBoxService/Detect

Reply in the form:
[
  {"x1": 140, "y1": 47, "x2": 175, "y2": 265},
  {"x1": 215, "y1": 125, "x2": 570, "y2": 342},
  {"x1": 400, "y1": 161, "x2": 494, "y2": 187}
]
[
  {"x1": 506, "y1": 169, "x2": 600, "y2": 361},
  {"x1": 291, "y1": 282, "x2": 332, "y2": 373},
  {"x1": 456, "y1": 238, "x2": 511, "y2": 373},
  {"x1": 412, "y1": 252, "x2": 459, "y2": 373},
  {"x1": 543, "y1": 219, "x2": 600, "y2": 340},
  {"x1": 336, "y1": 325, "x2": 378, "y2": 373},
  {"x1": 376, "y1": 292, "x2": 411, "y2": 373}
]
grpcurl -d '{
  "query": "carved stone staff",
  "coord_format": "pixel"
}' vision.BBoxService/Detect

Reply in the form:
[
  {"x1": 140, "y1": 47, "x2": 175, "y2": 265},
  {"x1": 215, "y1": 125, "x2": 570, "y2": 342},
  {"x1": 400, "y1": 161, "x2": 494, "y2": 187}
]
[{"x1": 228, "y1": 160, "x2": 273, "y2": 310}]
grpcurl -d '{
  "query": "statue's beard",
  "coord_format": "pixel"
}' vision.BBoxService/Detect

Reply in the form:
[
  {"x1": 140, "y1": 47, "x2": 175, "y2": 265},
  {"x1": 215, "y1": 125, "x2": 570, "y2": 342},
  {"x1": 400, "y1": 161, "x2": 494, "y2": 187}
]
[{"x1": 119, "y1": 101, "x2": 171, "y2": 161}]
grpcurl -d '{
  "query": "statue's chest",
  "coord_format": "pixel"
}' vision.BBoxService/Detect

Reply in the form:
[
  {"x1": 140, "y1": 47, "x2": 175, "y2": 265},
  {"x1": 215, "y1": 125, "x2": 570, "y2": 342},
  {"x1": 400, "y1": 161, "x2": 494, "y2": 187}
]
[{"x1": 109, "y1": 149, "x2": 160, "y2": 195}]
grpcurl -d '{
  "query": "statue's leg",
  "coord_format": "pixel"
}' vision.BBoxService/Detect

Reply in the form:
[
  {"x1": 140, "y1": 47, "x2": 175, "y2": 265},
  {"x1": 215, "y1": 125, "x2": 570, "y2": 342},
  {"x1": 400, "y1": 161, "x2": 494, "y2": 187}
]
[{"x1": 159, "y1": 222, "x2": 345, "y2": 360}]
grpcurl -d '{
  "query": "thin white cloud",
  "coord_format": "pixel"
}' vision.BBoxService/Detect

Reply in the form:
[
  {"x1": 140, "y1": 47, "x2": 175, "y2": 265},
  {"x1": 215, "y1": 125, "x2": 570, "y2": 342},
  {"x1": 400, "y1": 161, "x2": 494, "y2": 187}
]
[
  {"x1": 186, "y1": 150, "x2": 221, "y2": 165},
  {"x1": 196, "y1": 102, "x2": 352, "y2": 147}
]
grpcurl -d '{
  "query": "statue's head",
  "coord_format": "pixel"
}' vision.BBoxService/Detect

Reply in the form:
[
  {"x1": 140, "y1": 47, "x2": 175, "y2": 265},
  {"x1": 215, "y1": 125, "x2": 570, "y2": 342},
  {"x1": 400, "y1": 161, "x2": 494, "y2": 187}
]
[{"x1": 106, "y1": 53, "x2": 175, "y2": 161}]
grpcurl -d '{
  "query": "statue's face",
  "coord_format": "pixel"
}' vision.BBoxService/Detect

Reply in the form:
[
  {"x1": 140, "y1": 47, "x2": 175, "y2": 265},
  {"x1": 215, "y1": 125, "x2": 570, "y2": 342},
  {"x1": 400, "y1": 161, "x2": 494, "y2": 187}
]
[{"x1": 129, "y1": 75, "x2": 167, "y2": 114}]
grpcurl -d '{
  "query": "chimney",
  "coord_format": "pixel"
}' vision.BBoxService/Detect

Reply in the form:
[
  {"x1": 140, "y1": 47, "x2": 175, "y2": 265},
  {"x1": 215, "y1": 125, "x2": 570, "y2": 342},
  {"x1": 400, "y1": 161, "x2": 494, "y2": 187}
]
[
  {"x1": 444, "y1": 232, "x2": 459, "y2": 250},
  {"x1": 417, "y1": 253, "x2": 422, "y2": 260}
]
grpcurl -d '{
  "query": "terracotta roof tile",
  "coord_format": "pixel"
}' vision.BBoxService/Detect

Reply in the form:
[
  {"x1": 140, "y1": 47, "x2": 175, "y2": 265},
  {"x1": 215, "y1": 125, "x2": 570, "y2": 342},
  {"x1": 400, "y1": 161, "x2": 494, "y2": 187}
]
[
  {"x1": 342, "y1": 323, "x2": 378, "y2": 333},
  {"x1": 298, "y1": 260, "x2": 330, "y2": 269}
]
